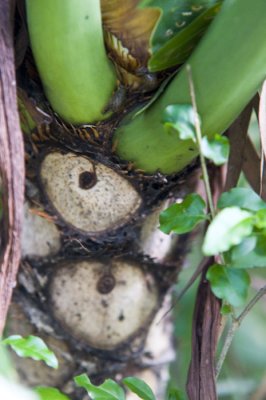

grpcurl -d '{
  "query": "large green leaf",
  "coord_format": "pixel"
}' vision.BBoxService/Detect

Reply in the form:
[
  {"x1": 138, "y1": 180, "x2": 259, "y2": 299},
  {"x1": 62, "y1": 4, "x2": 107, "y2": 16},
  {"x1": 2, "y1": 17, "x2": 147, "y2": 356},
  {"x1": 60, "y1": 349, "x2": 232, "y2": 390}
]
[
  {"x1": 114, "y1": 0, "x2": 266, "y2": 174},
  {"x1": 75, "y1": 374, "x2": 125, "y2": 400},
  {"x1": 123, "y1": 377, "x2": 155, "y2": 400},
  {"x1": 35, "y1": 387, "x2": 70, "y2": 400},
  {"x1": 203, "y1": 207, "x2": 254, "y2": 255},
  {"x1": 148, "y1": 2, "x2": 222, "y2": 71},
  {"x1": 218, "y1": 188, "x2": 266, "y2": 212},
  {"x1": 159, "y1": 193, "x2": 207, "y2": 234},
  {"x1": 206, "y1": 264, "x2": 250, "y2": 307},
  {"x1": 1, "y1": 335, "x2": 58, "y2": 369},
  {"x1": 140, "y1": 0, "x2": 220, "y2": 50}
]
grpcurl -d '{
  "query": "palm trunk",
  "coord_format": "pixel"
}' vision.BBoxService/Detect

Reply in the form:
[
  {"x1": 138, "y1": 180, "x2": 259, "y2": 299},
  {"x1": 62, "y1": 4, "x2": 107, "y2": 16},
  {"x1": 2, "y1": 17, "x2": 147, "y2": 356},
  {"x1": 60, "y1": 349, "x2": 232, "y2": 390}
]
[
  {"x1": 3, "y1": 1, "x2": 266, "y2": 399},
  {"x1": 7, "y1": 135, "x2": 198, "y2": 398},
  {"x1": 2, "y1": 1, "x2": 200, "y2": 397},
  {"x1": 7, "y1": 22, "x2": 200, "y2": 392}
]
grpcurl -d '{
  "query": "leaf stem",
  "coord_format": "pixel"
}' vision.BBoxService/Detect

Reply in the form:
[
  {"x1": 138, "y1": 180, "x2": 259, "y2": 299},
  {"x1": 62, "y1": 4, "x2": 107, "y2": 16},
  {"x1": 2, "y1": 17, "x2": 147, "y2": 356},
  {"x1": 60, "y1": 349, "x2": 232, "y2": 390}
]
[
  {"x1": 237, "y1": 284, "x2": 266, "y2": 325},
  {"x1": 216, "y1": 284, "x2": 266, "y2": 378},
  {"x1": 215, "y1": 317, "x2": 238, "y2": 379},
  {"x1": 187, "y1": 65, "x2": 216, "y2": 219}
]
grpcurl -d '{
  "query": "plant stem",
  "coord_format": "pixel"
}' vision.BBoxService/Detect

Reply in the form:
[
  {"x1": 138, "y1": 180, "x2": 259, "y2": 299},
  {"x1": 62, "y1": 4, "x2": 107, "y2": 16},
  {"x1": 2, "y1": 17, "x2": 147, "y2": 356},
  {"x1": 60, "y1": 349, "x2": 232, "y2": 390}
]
[
  {"x1": 187, "y1": 65, "x2": 216, "y2": 219},
  {"x1": 26, "y1": 0, "x2": 116, "y2": 124},
  {"x1": 216, "y1": 284, "x2": 266, "y2": 378},
  {"x1": 115, "y1": 0, "x2": 266, "y2": 174},
  {"x1": 237, "y1": 284, "x2": 266, "y2": 325},
  {"x1": 215, "y1": 317, "x2": 238, "y2": 379},
  {"x1": 156, "y1": 257, "x2": 209, "y2": 325}
]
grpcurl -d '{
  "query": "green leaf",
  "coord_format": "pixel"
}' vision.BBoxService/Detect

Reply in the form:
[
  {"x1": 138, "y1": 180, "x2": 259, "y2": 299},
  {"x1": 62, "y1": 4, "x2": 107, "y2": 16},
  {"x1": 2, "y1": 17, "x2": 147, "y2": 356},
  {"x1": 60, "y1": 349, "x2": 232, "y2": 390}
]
[
  {"x1": 35, "y1": 387, "x2": 71, "y2": 400},
  {"x1": 75, "y1": 374, "x2": 125, "y2": 400},
  {"x1": 159, "y1": 193, "x2": 207, "y2": 234},
  {"x1": 123, "y1": 377, "x2": 155, "y2": 400},
  {"x1": 218, "y1": 188, "x2": 266, "y2": 211},
  {"x1": 220, "y1": 304, "x2": 232, "y2": 315},
  {"x1": 227, "y1": 233, "x2": 266, "y2": 269},
  {"x1": 140, "y1": 0, "x2": 221, "y2": 71},
  {"x1": 254, "y1": 208, "x2": 266, "y2": 229},
  {"x1": 202, "y1": 207, "x2": 254, "y2": 255},
  {"x1": 206, "y1": 264, "x2": 250, "y2": 307},
  {"x1": 148, "y1": 3, "x2": 222, "y2": 72},
  {"x1": 163, "y1": 104, "x2": 199, "y2": 141},
  {"x1": 167, "y1": 388, "x2": 186, "y2": 400},
  {"x1": 201, "y1": 134, "x2": 229, "y2": 165},
  {"x1": 1, "y1": 335, "x2": 58, "y2": 369}
]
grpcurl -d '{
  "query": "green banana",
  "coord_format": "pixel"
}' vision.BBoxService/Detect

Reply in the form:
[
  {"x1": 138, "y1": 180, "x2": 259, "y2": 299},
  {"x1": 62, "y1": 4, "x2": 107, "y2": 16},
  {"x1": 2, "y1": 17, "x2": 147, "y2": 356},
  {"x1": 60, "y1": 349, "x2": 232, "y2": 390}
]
[
  {"x1": 114, "y1": 0, "x2": 266, "y2": 174},
  {"x1": 26, "y1": 0, "x2": 116, "y2": 124}
]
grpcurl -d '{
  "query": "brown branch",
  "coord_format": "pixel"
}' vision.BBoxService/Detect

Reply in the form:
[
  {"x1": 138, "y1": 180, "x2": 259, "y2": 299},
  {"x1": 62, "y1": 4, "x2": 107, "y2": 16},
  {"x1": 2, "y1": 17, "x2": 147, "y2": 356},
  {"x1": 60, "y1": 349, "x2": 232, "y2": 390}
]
[
  {"x1": 186, "y1": 259, "x2": 222, "y2": 400},
  {"x1": 224, "y1": 101, "x2": 254, "y2": 192},
  {"x1": 216, "y1": 284, "x2": 266, "y2": 378},
  {"x1": 242, "y1": 136, "x2": 261, "y2": 194},
  {"x1": 0, "y1": 0, "x2": 24, "y2": 335}
]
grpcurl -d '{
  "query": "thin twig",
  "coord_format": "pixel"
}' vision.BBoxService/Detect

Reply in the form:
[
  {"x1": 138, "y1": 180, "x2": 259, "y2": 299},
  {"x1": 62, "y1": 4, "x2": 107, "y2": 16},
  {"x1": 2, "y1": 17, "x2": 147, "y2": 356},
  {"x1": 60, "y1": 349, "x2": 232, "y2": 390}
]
[
  {"x1": 216, "y1": 284, "x2": 266, "y2": 378},
  {"x1": 174, "y1": 257, "x2": 208, "y2": 301},
  {"x1": 215, "y1": 317, "x2": 238, "y2": 378},
  {"x1": 187, "y1": 65, "x2": 216, "y2": 219},
  {"x1": 156, "y1": 257, "x2": 209, "y2": 325},
  {"x1": 237, "y1": 284, "x2": 266, "y2": 325}
]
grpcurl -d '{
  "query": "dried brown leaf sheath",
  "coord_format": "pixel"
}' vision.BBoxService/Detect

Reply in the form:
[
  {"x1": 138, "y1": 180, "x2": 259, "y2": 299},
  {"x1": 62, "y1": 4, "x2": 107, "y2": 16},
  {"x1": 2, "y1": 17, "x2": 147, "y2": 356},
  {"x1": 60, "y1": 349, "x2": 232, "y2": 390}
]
[{"x1": 0, "y1": 0, "x2": 24, "y2": 335}]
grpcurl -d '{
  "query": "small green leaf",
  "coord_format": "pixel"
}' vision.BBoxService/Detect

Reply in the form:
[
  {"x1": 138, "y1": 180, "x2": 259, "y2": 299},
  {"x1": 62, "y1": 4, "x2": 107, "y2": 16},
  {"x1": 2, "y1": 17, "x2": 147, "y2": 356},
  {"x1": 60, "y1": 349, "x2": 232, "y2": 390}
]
[
  {"x1": 163, "y1": 104, "x2": 199, "y2": 141},
  {"x1": 75, "y1": 374, "x2": 125, "y2": 400},
  {"x1": 254, "y1": 208, "x2": 266, "y2": 229},
  {"x1": 220, "y1": 304, "x2": 232, "y2": 315},
  {"x1": 159, "y1": 193, "x2": 207, "y2": 234},
  {"x1": 227, "y1": 234, "x2": 266, "y2": 269},
  {"x1": 201, "y1": 134, "x2": 229, "y2": 165},
  {"x1": 35, "y1": 387, "x2": 70, "y2": 400},
  {"x1": 123, "y1": 377, "x2": 155, "y2": 400},
  {"x1": 167, "y1": 388, "x2": 186, "y2": 400},
  {"x1": 202, "y1": 207, "x2": 254, "y2": 255},
  {"x1": 206, "y1": 264, "x2": 250, "y2": 307},
  {"x1": 1, "y1": 335, "x2": 58, "y2": 369},
  {"x1": 218, "y1": 188, "x2": 266, "y2": 211}
]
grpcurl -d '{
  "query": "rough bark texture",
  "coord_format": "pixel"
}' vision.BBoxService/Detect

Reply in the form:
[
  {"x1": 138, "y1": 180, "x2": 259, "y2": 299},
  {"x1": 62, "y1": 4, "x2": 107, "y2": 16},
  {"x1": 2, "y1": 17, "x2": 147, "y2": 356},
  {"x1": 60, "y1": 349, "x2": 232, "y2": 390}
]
[
  {"x1": 2, "y1": 2, "x2": 263, "y2": 399},
  {"x1": 224, "y1": 100, "x2": 255, "y2": 192},
  {"x1": 186, "y1": 259, "x2": 222, "y2": 400},
  {"x1": 5, "y1": 6, "x2": 199, "y2": 394},
  {"x1": 0, "y1": 0, "x2": 24, "y2": 336}
]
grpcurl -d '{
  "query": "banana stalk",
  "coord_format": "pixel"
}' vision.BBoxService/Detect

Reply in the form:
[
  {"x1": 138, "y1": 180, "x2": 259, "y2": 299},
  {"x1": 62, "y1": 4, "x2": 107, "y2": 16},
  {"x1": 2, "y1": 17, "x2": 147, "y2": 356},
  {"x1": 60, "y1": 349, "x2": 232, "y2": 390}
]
[
  {"x1": 114, "y1": 0, "x2": 266, "y2": 174},
  {"x1": 26, "y1": 0, "x2": 116, "y2": 124}
]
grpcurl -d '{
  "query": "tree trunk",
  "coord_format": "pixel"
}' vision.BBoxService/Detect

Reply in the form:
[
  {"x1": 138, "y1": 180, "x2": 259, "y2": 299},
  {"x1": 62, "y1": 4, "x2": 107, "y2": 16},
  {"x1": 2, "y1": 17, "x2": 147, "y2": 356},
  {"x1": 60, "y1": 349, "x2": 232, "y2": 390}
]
[
  {"x1": 7, "y1": 134, "x2": 198, "y2": 399},
  {"x1": 3, "y1": 2, "x2": 263, "y2": 399},
  {"x1": 7, "y1": 120, "x2": 201, "y2": 394},
  {"x1": 1, "y1": 2, "x2": 201, "y2": 399}
]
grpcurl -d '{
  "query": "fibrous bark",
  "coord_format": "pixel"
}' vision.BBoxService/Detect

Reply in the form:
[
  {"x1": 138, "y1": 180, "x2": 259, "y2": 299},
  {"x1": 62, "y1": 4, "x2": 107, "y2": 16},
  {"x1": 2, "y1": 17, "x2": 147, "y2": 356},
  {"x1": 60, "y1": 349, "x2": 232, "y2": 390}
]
[
  {"x1": 0, "y1": 0, "x2": 25, "y2": 336},
  {"x1": 3, "y1": 14, "x2": 200, "y2": 394},
  {"x1": 7, "y1": 123, "x2": 198, "y2": 398}
]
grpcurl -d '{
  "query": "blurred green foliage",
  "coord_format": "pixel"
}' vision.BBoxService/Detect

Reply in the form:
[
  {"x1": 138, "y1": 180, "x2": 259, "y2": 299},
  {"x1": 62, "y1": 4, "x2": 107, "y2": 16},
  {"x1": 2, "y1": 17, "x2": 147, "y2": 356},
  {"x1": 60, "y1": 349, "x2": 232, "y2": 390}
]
[{"x1": 169, "y1": 114, "x2": 266, "y2": 399}]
